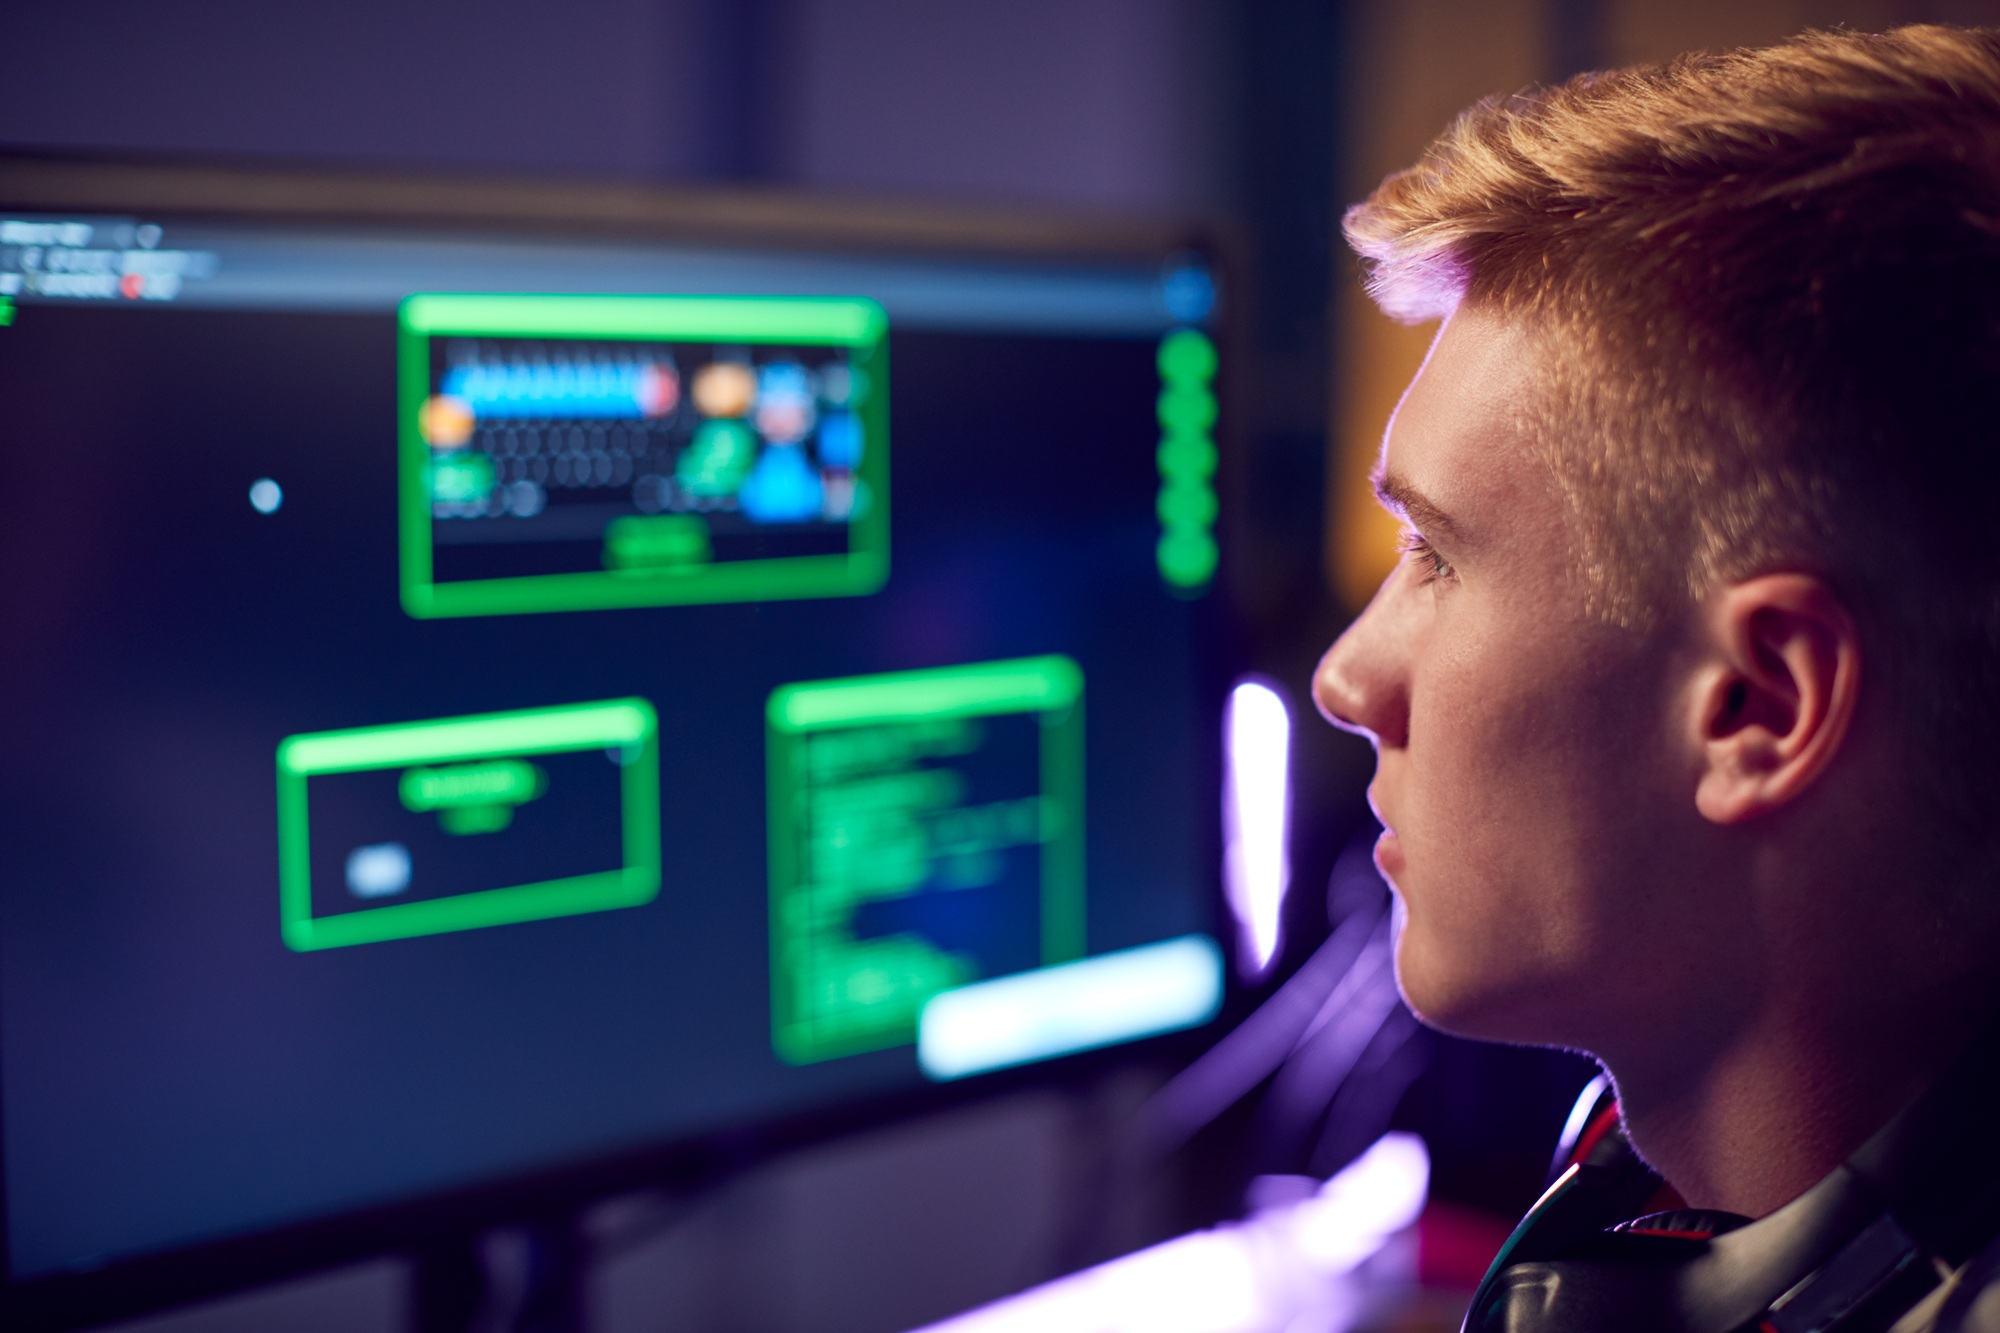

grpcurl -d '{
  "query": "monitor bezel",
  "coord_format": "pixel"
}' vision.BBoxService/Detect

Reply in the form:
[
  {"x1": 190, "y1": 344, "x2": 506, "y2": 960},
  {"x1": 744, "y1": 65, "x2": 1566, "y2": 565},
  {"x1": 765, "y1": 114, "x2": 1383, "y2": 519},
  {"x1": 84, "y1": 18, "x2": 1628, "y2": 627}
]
[{"x1": 0, "y1": 150, "x2": 1246, "y2": 1331}]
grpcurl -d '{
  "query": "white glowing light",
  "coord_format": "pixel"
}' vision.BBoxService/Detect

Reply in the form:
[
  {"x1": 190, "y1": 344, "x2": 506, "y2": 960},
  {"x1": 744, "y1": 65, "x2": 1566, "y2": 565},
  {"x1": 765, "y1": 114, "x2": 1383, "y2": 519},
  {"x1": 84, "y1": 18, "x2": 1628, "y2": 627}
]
[
  {"x1": 345, "y1": 843, "x2": 411, "y2": 899},
  {"x1": 1557, "y1": 1072, "x2": 1610, "y2": 1162},
  {"x1": 248, "y1": 477, "x2": 283, "y2": 513},
  {"x1": 1283, "y1": 1132, "x2": 1430, "y2": 1270},
  {"x1": 906, "y1": 1132, "x2": 1430, "y2": 1333},
  {"x1": 916, "y1": 935, "x2": 1223, "y2": 1081},
  {"x1": 1224, "y1": 679, "x2": 1292, "y2": 979}
]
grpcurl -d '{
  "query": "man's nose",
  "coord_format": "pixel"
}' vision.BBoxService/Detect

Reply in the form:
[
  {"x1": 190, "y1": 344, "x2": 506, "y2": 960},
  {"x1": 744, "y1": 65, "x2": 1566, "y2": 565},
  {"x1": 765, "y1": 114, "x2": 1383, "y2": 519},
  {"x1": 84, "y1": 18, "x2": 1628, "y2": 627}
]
[{"x1": 1312, "y1": 571, "x2": 1416, "y2": 749}]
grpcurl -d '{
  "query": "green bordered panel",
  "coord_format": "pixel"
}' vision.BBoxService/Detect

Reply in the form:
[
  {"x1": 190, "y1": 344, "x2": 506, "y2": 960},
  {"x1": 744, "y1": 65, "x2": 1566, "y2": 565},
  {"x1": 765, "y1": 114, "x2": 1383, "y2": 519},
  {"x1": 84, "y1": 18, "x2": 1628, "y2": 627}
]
[
  {"x1": 277, "y1": 699, "x2": 661, "y2": 950},
  {"x1": 398, "y1": 294, "x2": 890, "y2": 618},
  {"x1": 766, "y1": 656, "x2": 1085, "y2": 1065}
]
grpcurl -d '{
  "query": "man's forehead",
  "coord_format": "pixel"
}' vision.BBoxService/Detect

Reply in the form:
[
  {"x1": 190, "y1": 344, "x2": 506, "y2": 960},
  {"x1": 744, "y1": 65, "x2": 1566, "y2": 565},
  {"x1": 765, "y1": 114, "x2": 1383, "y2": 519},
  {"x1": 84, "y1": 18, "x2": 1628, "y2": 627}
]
[{"x1": 1377, "y1": 307, "x2": 1546, "y2": 532}]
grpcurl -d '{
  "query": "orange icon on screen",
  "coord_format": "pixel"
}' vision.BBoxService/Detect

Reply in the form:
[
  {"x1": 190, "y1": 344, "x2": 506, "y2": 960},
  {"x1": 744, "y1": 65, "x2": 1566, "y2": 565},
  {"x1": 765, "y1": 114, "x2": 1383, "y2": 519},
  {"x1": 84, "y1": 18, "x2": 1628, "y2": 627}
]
[
  {"x1": 419, "y1": 395, "x2": 476, "y2": 448},
  {"x1": 692, "y1": 361, "x2": 756, "y2": 418}
]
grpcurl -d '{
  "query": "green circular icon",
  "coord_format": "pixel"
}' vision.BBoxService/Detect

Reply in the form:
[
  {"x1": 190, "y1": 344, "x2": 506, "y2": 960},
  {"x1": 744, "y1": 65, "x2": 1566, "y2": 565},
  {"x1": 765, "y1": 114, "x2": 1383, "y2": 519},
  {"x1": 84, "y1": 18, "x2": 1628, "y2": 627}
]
[
  {"x1": 1157, "y1": 528, "x2": 1218, "y2": 587},
  {"x1": 1156, "y1": 328, "x2": 1218, "y2": 385},
  {"x1": 1157, "y1": 433, "x2": 1218, "y2": 480},
  {"x1": 1157, "y1": 477, "x2": 1218, "y2": 528},
  {"x1": 1157, "y1": 385, "x2": 1218, "y2": 434}
]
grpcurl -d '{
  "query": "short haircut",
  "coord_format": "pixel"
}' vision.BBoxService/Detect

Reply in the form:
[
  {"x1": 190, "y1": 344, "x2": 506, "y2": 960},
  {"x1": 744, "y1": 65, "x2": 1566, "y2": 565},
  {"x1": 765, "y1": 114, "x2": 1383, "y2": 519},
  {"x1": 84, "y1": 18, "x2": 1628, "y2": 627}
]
[{"x1": 1344, "y1": 25, "x2": 2000, "y2": 878}]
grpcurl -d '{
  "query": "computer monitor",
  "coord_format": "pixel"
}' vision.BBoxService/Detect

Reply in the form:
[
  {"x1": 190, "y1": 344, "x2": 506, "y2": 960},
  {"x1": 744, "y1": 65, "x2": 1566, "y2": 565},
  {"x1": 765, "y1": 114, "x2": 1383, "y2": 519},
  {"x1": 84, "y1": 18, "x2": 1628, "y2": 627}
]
[{"x1": 0, "y1": 156, "x2": 1232, "y2": 1327}]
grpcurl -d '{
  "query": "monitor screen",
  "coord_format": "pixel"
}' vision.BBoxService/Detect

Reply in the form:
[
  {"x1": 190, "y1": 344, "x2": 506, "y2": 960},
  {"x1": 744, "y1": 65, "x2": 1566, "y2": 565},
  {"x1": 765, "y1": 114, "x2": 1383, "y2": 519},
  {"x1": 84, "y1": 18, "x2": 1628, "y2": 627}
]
[{"x1": 0, "y1": 182, "x2": 1226, "y2": 1294}]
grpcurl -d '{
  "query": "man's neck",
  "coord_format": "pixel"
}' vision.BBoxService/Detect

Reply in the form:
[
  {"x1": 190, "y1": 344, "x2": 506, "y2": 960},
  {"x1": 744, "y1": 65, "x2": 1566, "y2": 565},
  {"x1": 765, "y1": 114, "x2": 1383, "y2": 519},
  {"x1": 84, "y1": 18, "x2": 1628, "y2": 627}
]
[{"x1": 1610, "y1": 996, "x2": 1985, "y2": 1218}]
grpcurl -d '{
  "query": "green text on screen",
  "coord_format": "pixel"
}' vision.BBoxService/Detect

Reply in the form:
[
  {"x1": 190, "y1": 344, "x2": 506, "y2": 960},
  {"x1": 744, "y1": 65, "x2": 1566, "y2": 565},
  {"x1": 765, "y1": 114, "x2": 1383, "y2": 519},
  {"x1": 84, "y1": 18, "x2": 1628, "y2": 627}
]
[{"x1": 766, "y1": 657, "x2": 1086, "y2": 1063}]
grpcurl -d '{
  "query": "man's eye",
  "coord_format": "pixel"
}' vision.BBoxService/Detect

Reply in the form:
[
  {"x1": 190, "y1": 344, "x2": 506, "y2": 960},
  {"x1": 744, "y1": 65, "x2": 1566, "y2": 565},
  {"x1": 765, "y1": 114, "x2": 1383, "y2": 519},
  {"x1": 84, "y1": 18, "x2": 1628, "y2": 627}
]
[{"x1": 1399, "y1": 531, "x2": 1454, "y2": 584}]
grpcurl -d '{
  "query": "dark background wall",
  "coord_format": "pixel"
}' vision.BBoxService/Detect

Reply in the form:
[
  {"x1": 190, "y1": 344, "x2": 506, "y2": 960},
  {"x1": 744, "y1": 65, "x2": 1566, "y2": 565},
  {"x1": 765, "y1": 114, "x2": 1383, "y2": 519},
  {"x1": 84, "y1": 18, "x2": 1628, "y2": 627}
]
[{"x1": 1, "y1": 0, "x2": 1224, "y2": 208}]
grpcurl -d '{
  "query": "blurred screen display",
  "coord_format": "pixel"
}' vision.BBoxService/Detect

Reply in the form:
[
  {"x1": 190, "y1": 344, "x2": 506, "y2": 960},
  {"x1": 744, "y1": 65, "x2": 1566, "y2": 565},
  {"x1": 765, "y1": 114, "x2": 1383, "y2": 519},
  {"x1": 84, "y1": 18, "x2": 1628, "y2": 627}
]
[{"x1": 0, "y1": 212, "x2": 1221, "y2": 1279}]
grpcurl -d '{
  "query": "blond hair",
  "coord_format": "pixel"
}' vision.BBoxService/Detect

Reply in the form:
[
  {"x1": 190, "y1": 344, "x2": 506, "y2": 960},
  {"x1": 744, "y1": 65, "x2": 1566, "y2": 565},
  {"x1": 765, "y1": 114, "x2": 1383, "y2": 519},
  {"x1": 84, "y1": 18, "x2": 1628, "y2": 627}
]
[{"x1": 1345, "y1": 25, "x2": 2000, "y2": 860}]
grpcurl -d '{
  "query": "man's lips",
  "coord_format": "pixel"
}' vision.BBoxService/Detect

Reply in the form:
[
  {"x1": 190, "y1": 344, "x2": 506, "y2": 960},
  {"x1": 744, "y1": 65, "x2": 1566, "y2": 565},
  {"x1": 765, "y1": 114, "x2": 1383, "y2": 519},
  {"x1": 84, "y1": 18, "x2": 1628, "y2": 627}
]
[
  {"x1": 1374, "y1": 825, "x2": 1406, "y2": 877},
  {"x1": 1367, "y1": 785, "x2": 1405, "y2": 877}
]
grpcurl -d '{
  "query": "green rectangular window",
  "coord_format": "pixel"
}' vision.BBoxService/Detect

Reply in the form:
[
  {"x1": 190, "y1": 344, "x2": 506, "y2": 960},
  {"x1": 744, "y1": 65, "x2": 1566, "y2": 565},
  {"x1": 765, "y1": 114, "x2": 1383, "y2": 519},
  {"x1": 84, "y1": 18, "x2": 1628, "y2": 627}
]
[
  {"x1": 398, "y1": 293, "x2": 889, "y2": 618},
  {"x1": 766, "y1": 657, "x2": 1085, "y2": 1064},
  {"x1": 276, "y1": 699, "x2": 661, "y2": 950}
]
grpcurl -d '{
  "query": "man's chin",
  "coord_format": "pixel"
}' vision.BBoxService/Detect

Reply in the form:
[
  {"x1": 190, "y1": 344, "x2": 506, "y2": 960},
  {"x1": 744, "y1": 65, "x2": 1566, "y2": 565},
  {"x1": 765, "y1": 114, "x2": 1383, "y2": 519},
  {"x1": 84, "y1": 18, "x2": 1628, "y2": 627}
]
[
  {"x1": 1390, "y1": 967, "x2": 1481, "y2": 1038},
  {"x1": 1391, "y1": 932, "x2": 1566, "y2": 1045}
]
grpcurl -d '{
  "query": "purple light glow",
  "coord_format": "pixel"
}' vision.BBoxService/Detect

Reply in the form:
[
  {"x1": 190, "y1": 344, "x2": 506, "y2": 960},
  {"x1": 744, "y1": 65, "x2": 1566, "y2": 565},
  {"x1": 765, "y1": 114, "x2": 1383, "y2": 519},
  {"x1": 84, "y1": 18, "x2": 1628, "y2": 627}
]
[
  {"x1": 905, "y1": 1132, "x2": 1430, "y2": 1333},
  {"x1": 1224, "y1": 679, "x2": 1292, "y2": 981}
]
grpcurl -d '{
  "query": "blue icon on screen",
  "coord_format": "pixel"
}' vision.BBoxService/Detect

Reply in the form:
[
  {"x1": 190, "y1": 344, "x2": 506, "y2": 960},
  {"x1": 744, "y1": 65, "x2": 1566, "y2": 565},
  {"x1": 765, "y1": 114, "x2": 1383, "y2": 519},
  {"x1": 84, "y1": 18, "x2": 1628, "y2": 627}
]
[
  {"x1": 817, "y1": 411, "x2": 864, "y2": 469},
  {"x1": 739, "y1": 444, "x2": 824, "y2": 522}
]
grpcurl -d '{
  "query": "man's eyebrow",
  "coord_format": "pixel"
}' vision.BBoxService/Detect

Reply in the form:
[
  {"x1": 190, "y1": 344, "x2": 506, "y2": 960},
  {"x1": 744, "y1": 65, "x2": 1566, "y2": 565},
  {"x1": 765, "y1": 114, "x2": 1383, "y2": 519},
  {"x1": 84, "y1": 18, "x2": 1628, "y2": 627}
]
[{"x1": 1372, "y1": 470, "x2": 1461, "y2": 540}]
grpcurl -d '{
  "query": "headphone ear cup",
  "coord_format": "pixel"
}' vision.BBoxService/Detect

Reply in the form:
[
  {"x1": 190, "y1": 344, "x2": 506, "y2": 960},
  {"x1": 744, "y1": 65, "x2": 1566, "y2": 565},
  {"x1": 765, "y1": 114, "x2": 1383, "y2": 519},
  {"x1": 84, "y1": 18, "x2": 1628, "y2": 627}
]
[{"x1": 1463, "y1": 1151, "x2": 1675, "y2": 1332}]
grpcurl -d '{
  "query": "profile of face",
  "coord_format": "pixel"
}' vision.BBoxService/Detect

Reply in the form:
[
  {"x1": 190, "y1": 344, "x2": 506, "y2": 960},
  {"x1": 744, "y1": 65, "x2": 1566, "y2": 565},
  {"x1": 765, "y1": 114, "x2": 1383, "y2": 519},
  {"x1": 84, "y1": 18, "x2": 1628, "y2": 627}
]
[{"x1": 1313, "y1": 307, "x2": 1759, "y2": 1052}]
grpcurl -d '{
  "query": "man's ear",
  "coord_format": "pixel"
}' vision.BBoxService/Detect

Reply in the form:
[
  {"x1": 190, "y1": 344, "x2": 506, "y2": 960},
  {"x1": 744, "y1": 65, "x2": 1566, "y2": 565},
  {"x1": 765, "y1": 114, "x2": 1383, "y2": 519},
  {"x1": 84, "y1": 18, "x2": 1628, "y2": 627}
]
[{"x1": 1689, "y1": 574, "x2": 1863, "y2": 825}]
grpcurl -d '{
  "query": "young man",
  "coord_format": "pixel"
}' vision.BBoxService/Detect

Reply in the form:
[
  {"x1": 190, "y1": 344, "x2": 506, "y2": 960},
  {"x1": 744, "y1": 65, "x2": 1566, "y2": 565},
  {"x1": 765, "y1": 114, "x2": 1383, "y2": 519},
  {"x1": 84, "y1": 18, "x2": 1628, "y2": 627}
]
[{"x1": 1315, "y1": 26, "x2": 2000, "y2": 1332}]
